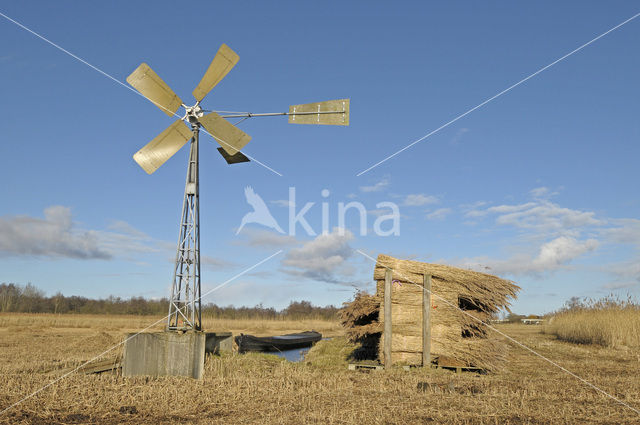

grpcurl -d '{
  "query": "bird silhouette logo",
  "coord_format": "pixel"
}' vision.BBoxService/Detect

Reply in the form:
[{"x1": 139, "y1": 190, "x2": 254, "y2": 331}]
[{"x1": 236, "y1": 186, "x2": 285, "y2": 235}]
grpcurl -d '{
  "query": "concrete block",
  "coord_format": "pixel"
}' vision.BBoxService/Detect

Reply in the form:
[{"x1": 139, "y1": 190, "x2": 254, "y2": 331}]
[
  {"x1": 122, "y1": 331, "x2": 205, "y2": 379},
  {"x1": 205, "y1": 332, "x2": 233, "y2": 354}
]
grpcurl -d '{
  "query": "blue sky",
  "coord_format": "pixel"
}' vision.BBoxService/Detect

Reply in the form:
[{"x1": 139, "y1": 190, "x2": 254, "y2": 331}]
[{"x1": 1, "y1": 1, "x2": 639, "y2": 315}]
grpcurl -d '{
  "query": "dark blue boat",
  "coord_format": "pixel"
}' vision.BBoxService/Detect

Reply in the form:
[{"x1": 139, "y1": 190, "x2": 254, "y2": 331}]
[{"x1": 235, "y1": 331, "x2": 322, "y2": 353}]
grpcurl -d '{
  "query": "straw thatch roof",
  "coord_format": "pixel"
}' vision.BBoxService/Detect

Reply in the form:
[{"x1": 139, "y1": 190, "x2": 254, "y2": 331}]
[
  {"x1": 340, "y1": 254, "x2": 520, "y2": 370},
  {"x1": 373, "y1": 254, "x2": 518, "y2": 312}
]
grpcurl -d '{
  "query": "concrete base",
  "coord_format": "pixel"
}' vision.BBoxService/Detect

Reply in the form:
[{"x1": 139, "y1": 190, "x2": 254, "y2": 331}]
[
  {"x1": 122, "y1": 331, "x2": 206, "y2": 379},
  {"x1": 205, "y1": 332, "x2": 233, "y2": 354}
]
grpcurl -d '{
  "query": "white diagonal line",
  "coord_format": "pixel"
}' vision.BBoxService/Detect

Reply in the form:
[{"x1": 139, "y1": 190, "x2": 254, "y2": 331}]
[
  {"x1": 356, "y1": 12, "x2": 640, "y2": 176},
  {"x1": 0, "y1": 250, "x2": 283, "y2": 416},
  {"x1": 0, "y1": 10, "x2": 283, "y2": 177},
  {"x1": 355, "y1": 249, "x2": 640, "y2": 416}
]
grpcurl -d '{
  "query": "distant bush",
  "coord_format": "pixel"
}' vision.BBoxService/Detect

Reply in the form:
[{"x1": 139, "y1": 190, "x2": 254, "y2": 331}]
[
  {"x1": 544, "y1": 295, "x2": 640, "y2": 348},
  {"x1": 0, "y1": 282, "x2": 338, "y2": 320},
  {"x1": 505, "y1": 313, "x2": 526, "y2": 323}
]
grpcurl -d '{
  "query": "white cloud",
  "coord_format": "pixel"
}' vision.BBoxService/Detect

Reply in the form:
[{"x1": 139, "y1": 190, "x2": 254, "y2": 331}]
[
  {"x1": 604, "y1": 218, "x2": 640, "y2": 246},
  {"x1": 486, "y1": 200, "x2": 601, "y2": 234},
  {"x1": 598, "y1": 219, "x2": 640, "y2": 289},
  {"x1": 462, "y1": 201, "x2": 489, "y2": 218},
  {"x1": 601, "y1": 258, "x2": 640, "y2": 289},
  {"x1": 450, "y1": 188, "x2": 640, "y2": 286},
  {"x1": 359, "y1": 177, "x2": 389, "y2": 193},
  {"x1": 281, "y1": 228, "x2": 355, "y2": 284},
  {"x1": 107, "y1": 220, "x2": 148, "y2": 238},
  {"x1": 426, "y1": 208, "x2": 452, "y2": 220},
  {"x1": 0, "y1": 206, "x2": 111, "y2": 259},
  {"x1": 529, "y1": 187, "x2": 549, "y2": 198},
  {"x1": 450, "y1": 127, "x2": 469, "y2": 145},
  {"x1": 529, "y1": 186, "x2": 561, "y2": 200},
  {"x1": 533, "y1": 236, "x2": 598, "y2": 269},
  {"x1": 465, "y1": 210, "x2": 487, "y2": 218},
  {"x1": 456, "y1": 236, "x2": 598, "y2": 276},
  {"x1": 466, "y1": 187, "x2": 598, "y2": 237},
  {"x1": 403, "y1": 194, "x2": 439, "y2": 206},
  {"x1": 236, "y1": 228, "x2": 298, "y2": 248},
  {"x1": 0, "y1": 206, "x2": 170, "y2": 261},
  {"x1": 460, "y1": 201, "x2": 488, "y2": 218},
  {"x1": 603, "y1": 280, "x2": 638, "y2": 290},
  {"x1": 487, "y1": 202, "x2": 537, "y2": 214},
  {"x1": 95, "y1": 220, "x2": 163, "y2": 257},
  {"x1": 201, "y1": 255, "x2": 237, "y2": 269}
]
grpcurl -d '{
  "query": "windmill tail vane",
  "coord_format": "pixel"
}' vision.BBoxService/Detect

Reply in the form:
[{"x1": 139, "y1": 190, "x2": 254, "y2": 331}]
[{"x1": 125, "y1": 43, "x2": 350, "y2": 331}]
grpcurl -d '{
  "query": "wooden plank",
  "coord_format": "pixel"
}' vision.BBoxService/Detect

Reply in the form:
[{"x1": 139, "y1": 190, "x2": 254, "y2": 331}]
[
  {"x1": 422, "y1": 274, "x2": 432, "y2": 367},
  {"x1": 384, "y1": 268, "x2": 392, "y2": 369},
  {"x1": 431, "y1": 364, "x2": 485, "y2": 374},
  {"x1": 348, "y1": 363, "x2": 384, "y2": 371}
]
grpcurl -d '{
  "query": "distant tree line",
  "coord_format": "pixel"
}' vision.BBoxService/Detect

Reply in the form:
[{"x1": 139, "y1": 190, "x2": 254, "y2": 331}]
[
  {"x1": 0, "y1": 283, "x2": 339, "y2": 320},
  {"x1": 555, "y1": 295, "x2": 638, "y2": 313},
  {"x1": 504, "y1": 313, "x2": 543, "y2": 323}
]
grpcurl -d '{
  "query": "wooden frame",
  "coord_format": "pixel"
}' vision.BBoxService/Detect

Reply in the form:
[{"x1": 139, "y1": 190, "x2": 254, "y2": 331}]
[
  {"x1": 422, "y1": 274, "x2": 432, "y2": 366},
  {"x1": 383, "y1": 270, "x2": 432, "y2": 369},
  {"x1": 383, "y1": 268, "x2": 392, "y2": 369}
]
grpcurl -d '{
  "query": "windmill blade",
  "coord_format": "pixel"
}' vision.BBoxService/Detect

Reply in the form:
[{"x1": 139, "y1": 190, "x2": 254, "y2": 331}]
[
  {"x1": 192, "y1": 44, "x2": 239, "y2": 102},
  {"x1": 288, "y1": 99, "x2": 350, "y2": 126},
  {"x1": 133, "y1": 120, "x2": 193, "y2": 174},
  {"x1": 126, "y1": 63, "x2": 183, "y2": 117},
  {"x1": 199, "y1": 111, "x2": 251, "y2": 156}
]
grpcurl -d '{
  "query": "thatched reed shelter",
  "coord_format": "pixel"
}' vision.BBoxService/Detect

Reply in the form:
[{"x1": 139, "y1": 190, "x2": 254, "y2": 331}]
[{"x1": 340, "y1": 254, "x2": 519, "y2": 370}]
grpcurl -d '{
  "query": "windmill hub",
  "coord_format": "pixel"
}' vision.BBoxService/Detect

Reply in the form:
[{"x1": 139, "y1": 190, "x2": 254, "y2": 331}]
[{"x1": 185, "y1": 104, "x2": 204, "y2": 125}]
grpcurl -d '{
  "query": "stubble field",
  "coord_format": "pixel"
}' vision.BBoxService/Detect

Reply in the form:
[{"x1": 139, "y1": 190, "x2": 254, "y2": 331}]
[{"x1": 0, "y1": 313, "x2": 639, "y2": 424}]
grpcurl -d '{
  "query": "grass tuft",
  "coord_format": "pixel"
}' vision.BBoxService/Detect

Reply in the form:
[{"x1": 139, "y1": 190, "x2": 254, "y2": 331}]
[{"x1": 304, "y1": 337, "x2": 356, "y2": 369}]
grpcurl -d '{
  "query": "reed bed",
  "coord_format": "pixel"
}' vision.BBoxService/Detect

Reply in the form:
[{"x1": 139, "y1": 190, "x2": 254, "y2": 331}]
[{"x1": 545, "y1": 296, "x2": 640, "y2": 349}]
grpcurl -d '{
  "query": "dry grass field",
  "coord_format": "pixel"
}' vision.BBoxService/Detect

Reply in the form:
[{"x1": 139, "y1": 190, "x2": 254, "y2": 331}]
[
  {"x1": 1, "y1": 313, "x2": 639, "y2": 424},
  {"x1": 544, "y1": 298, "x2": 640, "y2": 349}
]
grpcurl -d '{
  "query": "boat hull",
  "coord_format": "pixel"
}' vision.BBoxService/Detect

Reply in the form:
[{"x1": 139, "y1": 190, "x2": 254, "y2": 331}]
[{"x1": 235, "y1": 331, "x2": 322, "y2": 353}]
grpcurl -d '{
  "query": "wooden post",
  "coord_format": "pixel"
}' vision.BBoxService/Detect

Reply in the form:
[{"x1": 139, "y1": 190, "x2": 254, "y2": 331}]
[
  {"x1": 384, "y1": 268, "x2": 392, "y2": 369},
  {"x1": 422, "y1": 274, "x2": 432, "y2": 367}
]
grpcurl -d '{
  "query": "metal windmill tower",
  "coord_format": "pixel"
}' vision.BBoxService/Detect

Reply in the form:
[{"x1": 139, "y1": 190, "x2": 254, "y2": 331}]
[{"x1": 126, "y1": 44, "x2": 349, "y2": 332}]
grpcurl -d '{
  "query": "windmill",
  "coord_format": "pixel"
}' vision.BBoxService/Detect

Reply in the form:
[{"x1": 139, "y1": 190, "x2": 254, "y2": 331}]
[{"x1": 126, "y1": 44, "x2": 349, "y2": 332}]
